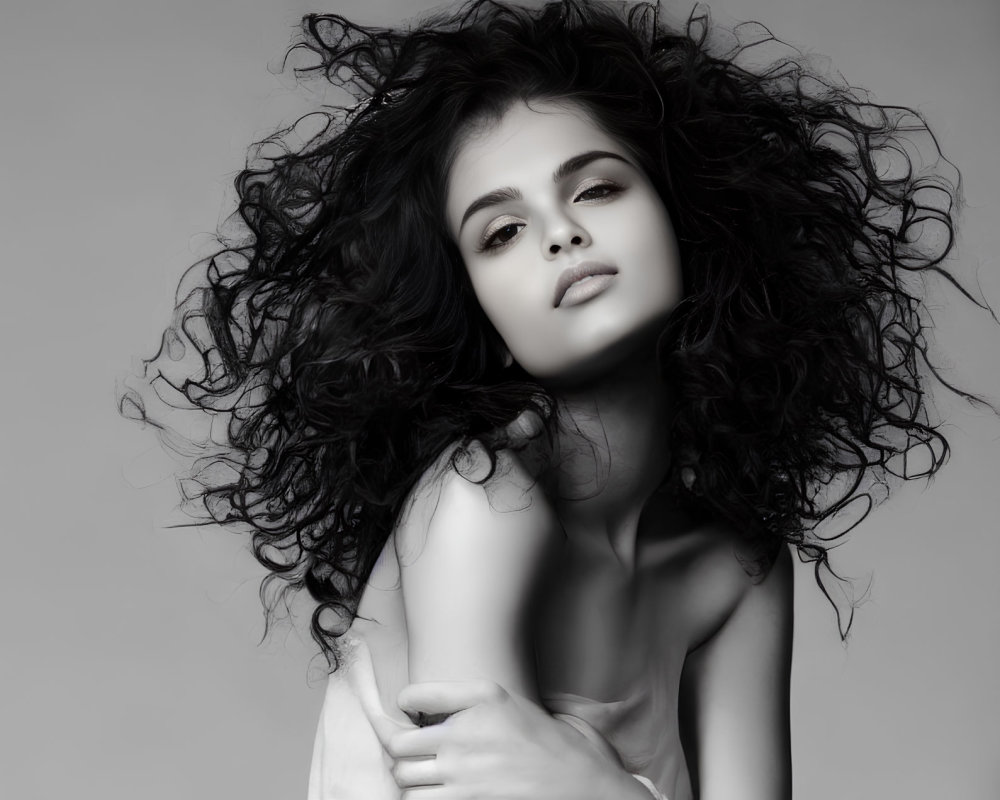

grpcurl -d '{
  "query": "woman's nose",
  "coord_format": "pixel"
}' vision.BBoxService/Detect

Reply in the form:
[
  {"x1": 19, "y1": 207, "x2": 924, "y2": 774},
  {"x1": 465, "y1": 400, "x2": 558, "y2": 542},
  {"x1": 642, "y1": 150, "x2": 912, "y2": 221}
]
[{"x1": 543, "y1": 215, "x2": 591, "y2": 258}]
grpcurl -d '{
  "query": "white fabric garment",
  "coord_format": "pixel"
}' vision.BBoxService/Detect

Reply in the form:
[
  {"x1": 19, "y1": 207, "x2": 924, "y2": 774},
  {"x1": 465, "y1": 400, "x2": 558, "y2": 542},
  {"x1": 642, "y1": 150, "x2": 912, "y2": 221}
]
[{"x1": 308, "y1": 636, "x2": 402, "y2": 800}]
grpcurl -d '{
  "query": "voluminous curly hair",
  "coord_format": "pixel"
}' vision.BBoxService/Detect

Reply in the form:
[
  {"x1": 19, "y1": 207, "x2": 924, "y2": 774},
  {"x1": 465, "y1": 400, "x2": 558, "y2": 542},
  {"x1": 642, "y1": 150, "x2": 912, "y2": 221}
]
[{"x1": 126, "y1": 0, "x2": 972, "y2": 663}]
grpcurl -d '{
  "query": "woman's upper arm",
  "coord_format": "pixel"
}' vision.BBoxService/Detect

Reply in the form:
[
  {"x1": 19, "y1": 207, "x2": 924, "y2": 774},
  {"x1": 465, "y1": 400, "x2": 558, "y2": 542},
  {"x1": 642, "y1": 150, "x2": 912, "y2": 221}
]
[
  {"x1": 394, "y1": 446, "x2": 558, "y2": 701},
  {"x1": 682, "y1": 545, "x2": 794, "y2": 800}
]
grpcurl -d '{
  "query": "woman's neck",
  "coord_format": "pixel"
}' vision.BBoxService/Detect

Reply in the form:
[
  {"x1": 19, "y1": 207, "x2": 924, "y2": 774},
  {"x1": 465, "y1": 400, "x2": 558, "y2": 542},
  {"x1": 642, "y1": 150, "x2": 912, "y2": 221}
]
[{"x1": 547, "y1": 354, "x2": 672, "y2": 567}]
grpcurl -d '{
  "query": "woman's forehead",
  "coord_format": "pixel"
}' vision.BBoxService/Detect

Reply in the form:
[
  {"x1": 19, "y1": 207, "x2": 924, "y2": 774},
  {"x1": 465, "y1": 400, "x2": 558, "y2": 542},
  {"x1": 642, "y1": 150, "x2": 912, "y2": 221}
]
[{"x1": 445, "y1": 100, "x2": 631, "y2": 226}]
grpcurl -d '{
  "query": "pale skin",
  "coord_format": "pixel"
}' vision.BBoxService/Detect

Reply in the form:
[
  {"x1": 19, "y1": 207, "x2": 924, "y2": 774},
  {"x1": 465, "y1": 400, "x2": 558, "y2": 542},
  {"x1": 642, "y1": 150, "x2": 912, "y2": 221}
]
[{"x1": 315, "y1": 100, "x2": 793, "y2": 799}]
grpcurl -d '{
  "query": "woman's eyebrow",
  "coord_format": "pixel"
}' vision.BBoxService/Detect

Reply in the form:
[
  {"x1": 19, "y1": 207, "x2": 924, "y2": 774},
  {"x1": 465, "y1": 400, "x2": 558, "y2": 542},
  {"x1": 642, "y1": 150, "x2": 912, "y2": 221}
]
[
  {"x1": 460, "y1": 187, "x2": 523, "y2": 231},
  {"x1": 551, "y1": 149, "x2": 630, "y2": 183},
  {"x1": 459, "y1": 150, "x2": 631, "y2": 232}
]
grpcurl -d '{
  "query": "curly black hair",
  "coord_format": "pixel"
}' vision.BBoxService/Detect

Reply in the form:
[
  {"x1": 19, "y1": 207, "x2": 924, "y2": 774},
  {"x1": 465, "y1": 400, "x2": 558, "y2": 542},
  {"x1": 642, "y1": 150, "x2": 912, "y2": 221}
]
[{"x1": 124, "y1": 0, "x2": 977, "y2": 663}]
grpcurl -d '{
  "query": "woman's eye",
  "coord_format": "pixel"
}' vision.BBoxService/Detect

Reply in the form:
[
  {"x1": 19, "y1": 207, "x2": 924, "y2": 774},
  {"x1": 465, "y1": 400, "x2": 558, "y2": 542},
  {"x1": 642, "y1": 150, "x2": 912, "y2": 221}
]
[
  {"x1": 573, "y1": 182, "x2": 622, "y2": 203},
  {"x1": 480, "y1": 221, "x2": 524, "y2": 251}
]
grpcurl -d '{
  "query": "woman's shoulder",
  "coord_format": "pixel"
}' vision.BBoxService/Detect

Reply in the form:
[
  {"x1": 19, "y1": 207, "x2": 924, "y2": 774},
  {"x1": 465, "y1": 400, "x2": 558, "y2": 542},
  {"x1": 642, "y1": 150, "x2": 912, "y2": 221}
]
[
  {"x1": 390, "y1": 439, "x2": 561, "y2": 694},
  {"x1": 642, "y1": 511, "x2": 793, "y2": 649},
  {"x1": 685, "y1": 527, "x2": 792, "y2": 630},
  {"x1": 394, "y1": 439, "x2": 559, "y2": 566}
]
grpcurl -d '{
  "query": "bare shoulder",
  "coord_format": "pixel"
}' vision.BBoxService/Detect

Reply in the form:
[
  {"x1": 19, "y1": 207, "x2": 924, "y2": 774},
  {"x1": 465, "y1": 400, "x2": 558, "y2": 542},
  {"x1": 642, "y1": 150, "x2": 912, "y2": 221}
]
[
  {"x1": 643, "y1": 516, "x2": 792, "y2": 652},
  {"x1": 689, "y1": 526, "x2": 792, "y2": 652},
  {"x1": 391, "y1": 440, "x2": 560, "y2": 693},
  {"x1": 394, "y1": 440, "x2": 559, "y2": 566}
]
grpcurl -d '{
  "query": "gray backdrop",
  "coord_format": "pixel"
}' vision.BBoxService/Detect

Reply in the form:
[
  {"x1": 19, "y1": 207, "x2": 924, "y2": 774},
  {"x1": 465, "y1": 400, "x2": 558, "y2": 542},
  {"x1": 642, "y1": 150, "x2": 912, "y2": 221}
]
[{"x1": 2, "y1": 0, "x2": 998, "y2": 798}]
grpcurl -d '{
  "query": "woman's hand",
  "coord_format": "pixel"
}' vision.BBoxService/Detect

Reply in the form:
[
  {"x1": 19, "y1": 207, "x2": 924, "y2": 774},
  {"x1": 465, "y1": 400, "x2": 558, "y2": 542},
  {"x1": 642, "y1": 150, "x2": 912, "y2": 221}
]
[{"x1": 384, "y1": 680, "x2": 654, "y2": 800}]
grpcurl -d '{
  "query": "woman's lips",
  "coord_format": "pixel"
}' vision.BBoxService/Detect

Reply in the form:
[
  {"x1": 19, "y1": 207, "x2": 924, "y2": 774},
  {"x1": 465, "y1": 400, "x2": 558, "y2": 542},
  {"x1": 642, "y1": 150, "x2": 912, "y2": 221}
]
[{"x1": 553, "y1": 262, "x2": 618, "y2": 308}]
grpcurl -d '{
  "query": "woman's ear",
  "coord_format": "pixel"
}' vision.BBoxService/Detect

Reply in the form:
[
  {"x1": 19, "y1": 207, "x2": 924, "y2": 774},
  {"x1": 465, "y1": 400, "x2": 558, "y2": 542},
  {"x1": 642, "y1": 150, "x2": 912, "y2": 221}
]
[{"x1": 502, "y1": 349, "x2": 514, "y2": 368}]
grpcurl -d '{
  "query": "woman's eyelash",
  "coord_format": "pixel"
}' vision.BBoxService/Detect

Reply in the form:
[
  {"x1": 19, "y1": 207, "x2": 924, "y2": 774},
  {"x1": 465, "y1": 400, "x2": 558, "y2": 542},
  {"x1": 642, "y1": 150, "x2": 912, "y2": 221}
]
[
  {"x1": 573, "y1": 181, "x2": 623, "y2": 202},
  {"x1": 478, "y1": 220, "x2": 524, "y2": 252}
]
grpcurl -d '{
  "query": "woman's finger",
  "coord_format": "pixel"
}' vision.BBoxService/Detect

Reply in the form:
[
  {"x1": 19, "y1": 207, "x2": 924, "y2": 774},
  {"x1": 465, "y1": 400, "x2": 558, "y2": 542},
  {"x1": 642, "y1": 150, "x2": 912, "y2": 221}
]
[
  {"x1": 386, "y1": 724, "x2": 447, "y2": 759},
  {"x1": 397, "y1": 679, "x2": 507, "y2": 717},
  {"x1": 391, "y1": 756, "x2": 442, "y2": 788}
]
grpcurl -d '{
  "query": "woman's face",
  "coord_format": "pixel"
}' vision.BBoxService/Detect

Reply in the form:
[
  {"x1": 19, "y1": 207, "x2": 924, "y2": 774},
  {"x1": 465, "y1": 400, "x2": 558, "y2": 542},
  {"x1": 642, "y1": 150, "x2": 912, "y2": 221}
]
[{"x1": 446, "y1": 99, "x2": 681, "y2": 386}]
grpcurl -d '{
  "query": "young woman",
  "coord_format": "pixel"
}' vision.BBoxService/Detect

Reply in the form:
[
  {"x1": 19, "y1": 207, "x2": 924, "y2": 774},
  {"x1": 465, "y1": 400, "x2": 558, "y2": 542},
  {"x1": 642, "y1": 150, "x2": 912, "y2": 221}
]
[{"x1": 130, "y1": 1, "x2": 976, "y2": 797}]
